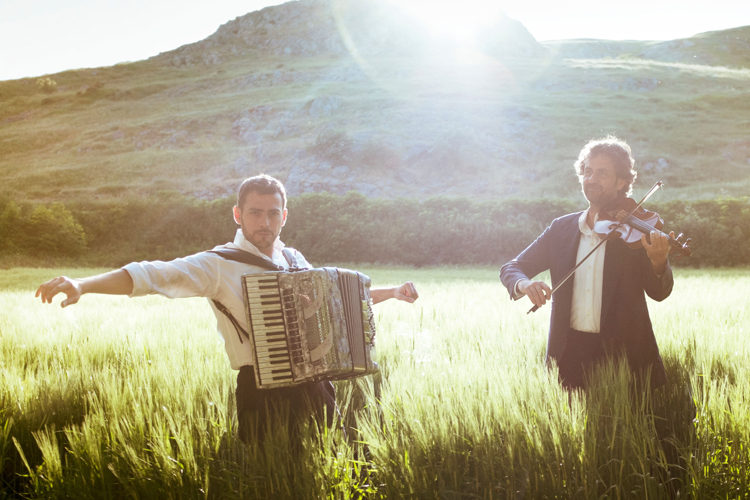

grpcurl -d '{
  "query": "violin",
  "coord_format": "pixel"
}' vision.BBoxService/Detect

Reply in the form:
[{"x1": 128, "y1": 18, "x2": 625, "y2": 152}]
[{"x1": 594, "y1": 196, "x2": 692, "y2": 259}]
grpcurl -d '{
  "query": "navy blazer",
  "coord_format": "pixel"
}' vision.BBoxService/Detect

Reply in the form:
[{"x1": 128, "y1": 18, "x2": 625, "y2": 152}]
[{"x1": 500, "y1": 212, "x2": 673, "y2": 387}]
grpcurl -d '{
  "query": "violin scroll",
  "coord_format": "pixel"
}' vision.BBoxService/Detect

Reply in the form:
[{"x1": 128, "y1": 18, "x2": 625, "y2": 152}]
[{"x1": 671, "y1": 233, "x2": 692, "y2": 259}]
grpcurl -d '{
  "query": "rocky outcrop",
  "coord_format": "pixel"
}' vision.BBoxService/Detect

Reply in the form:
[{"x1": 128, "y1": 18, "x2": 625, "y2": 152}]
[
  {"x1": 154, "y1": 0, "x2": 546, "y2": 65},
  {"x1": 186, "y1": 0, "x2": 433, "y2": 58},
  {"x1": 478, "y1": 14, "x2": 548, "y2": 59}
]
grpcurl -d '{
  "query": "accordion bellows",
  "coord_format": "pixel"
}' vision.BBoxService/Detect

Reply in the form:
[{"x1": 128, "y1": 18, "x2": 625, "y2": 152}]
[{"x1": 241, "y1": 267, "x2": 378, "y2": 389}]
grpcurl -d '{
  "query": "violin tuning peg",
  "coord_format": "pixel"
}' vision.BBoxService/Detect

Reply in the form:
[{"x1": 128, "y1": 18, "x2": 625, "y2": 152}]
[
  {"x1": 685, "y1": 238, "x2": 692, "y2": 247},
  {"x1": 676, "y1": 233, "x2": 684, "y2": 242}
]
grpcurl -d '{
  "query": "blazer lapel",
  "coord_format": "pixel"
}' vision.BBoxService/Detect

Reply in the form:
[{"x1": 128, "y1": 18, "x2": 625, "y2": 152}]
[
  {"x1": 554, "y1": 213, "x2": 582, "y2": 288},
  {"x1": 551, "y1": 214, "x2": 582, "y2": 330}
]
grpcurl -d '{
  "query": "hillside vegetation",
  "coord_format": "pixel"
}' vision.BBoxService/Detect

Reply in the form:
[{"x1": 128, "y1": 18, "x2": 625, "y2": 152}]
[
  {"x1": 1, "y1": 0, "x2": 749, "y2": 205},
  {"x1": 2, "y1": 193, "x2": 748, "y2": 269}
]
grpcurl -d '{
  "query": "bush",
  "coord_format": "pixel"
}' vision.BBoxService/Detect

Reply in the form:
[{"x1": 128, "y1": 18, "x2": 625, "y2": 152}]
[
  {"x1": 309, "y1": 130, "x2": 353, "y2": 164},
  {"x1": 0, "y1": 201, "x2": 87, "y2": 258},
  {"x1": 649, "y1": 198, "x2": 750, "y2": 267},
  {"x1": 35, "y1": 77, "x2": 57, "y2": 94},
  {"x1": 1, "y1": 195, "x2": 748, "y2": 268}
]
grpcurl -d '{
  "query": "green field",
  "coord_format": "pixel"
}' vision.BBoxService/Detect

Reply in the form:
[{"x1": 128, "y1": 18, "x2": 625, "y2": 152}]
[{"x1": 1, "y1": 266, "x2": 749, "y2": 499}]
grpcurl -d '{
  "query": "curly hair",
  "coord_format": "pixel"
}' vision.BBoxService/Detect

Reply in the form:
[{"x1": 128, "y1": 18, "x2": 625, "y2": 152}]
[
  {"x1": 574, "y1": 136, "x2": 637, "y2": 198},
  {"x1": 236, "y1": 174, "x2": 287, "y2": 209}
]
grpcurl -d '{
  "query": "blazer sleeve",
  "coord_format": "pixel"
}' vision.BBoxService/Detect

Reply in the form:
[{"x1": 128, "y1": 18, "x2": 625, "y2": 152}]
[
  {"x1": 641, "y1": 251, "x2": 674, "y2": 302},
  {"x1": 499, "y1": 222, "x2": 556, "y2": 300}
]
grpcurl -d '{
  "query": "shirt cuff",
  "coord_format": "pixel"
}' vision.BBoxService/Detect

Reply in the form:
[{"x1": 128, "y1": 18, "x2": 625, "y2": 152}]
[{"x1": 121, "y1": 262, "x2": 150, "y2": 297}]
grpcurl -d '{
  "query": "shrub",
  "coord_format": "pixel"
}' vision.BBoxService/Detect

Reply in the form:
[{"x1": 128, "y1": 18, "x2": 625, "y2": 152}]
[
  {"x1": 2, "y1": 195, "x2": 748, "y2": 268},
  {"x1": 35, "y1": 77, "x2": 57, "y2": 94},
  {"x1": 309, "y1": 130, "x2": 354, "y2": 164},
  {"x1": 0, "y1": 201, "x2": 87, "y2": 257}
]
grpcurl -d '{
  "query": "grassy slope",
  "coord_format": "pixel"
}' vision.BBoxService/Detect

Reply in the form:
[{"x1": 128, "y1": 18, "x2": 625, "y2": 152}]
[{"x1": 1, "y1": 13, "x2": 749, "y2": 204}]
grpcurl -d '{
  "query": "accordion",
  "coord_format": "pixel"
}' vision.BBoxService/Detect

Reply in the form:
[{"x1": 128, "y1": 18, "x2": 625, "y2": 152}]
[{"x1": 241, "y1": 267, "x2": 378, "y2": 389}]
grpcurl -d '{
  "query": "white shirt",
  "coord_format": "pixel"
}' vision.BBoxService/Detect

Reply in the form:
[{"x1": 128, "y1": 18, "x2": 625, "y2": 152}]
[
  {"x1": 123, "y1": 229, "x2": 311, "y2": 370},
  {"x1": 569, "y1": 209, "x2": 606, "y2": 333}
]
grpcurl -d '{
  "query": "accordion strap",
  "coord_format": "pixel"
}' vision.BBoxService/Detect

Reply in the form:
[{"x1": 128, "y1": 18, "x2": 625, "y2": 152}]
[
  {"x1": 206, "y1": 247, "x2": 307, "y2": 344},
  {"x1": 211, "y1": 299, "x2": 250, "y2": 343},
  {"x1": 207, "y1": 248, "x2": 284, "y2": 271},
  {"x1": 282, "y1": 248, "x2": 309, "y2": 271}
]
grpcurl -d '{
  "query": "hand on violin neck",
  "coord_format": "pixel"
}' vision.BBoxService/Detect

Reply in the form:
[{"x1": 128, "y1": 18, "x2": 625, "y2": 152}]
[{"x1": 641, "y1": 230, "x2": 673, "y2": 275}]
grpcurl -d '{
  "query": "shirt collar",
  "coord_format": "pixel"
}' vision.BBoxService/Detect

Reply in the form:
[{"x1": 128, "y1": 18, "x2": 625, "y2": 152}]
[
  {"x1": 578, "y1": 209, "x2": 599, "y2": 236},
  {"x1": 231, "y1": 229, "x2": 285, "y2": 260}
]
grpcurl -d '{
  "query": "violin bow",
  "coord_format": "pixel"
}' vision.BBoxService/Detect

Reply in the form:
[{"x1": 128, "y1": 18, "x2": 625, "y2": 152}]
[{"x1": 527, "y1": 181, "x2": 663, "y2": 314}]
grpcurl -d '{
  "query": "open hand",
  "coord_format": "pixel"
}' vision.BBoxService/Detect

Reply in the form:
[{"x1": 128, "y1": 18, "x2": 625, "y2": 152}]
[{"x1": 35, "y1": 276, "x2": 83, "y2": 308}]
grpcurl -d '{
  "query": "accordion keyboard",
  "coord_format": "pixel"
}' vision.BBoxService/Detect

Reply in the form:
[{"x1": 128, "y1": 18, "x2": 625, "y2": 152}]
[{"x1": 243, "y1": 275, "x2": 297, "y2": 385}]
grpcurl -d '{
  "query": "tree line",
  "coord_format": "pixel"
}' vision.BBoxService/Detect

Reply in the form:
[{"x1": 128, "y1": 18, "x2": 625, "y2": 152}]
[{"x1": 1, "y1": 192, "x2": 747, "y2": 268}]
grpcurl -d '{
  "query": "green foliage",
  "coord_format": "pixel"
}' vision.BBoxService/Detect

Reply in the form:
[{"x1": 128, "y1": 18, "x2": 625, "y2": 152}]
[
  {"x1": 0, "y1": 200, "x2": 87, "y2": 257},
  {"x1": 649, "y1": 197, "x2": 750, "y2": 267},
  {"x1": 0, "y1": 201, "x2": 21, "y2": 251},
  {"x1": 307, "y1": 130, "x2": 401, "y2": 173},
  {"x1": 285, "y1": 194, "x2": 750, "y2": 267},
  {"x1": 2, "y1": 194, "x2": 750, "y2": 267},
  {"x1": 35, "y1": 77, "x2": 57, "y2": 94},
  {"x1": 310, "y1": 130, "x2": 354, "y2": 165},
  {"x1": 283, "y1": 193, "x2": 580, "y2": 266},
  {"x1": 67, "y1": 196, "x2": 236, "y2": 266}
]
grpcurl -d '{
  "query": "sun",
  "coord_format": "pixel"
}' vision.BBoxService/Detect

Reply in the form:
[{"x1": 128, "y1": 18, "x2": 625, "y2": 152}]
[{"x1": 393, "y1": 0, "x2": 506, "y2": 45}]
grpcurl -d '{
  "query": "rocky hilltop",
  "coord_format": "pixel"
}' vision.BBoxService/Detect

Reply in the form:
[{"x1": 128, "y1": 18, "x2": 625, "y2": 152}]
[
  {"x1": 1, "y1": 0, "x2": 748, "y2": 203},
  {"x1": 157, "y1": 0, "x2": 545, "y2": 65}
]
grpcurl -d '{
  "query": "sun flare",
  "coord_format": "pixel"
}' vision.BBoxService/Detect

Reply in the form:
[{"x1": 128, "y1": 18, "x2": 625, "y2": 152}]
[{"x1": 393, "y1": 0, "x2": 506, "y2": 44}]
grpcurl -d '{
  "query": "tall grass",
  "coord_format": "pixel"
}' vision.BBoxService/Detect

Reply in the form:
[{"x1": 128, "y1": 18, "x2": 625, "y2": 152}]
[{"x1": 1, "y1": 267, "x2": 749, "y2": 498}]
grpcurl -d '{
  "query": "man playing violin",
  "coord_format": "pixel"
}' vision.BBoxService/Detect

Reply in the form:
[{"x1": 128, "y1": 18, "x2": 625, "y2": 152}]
[{"x1": 500, "y1": 136, "x2": 674, "y2": 390}]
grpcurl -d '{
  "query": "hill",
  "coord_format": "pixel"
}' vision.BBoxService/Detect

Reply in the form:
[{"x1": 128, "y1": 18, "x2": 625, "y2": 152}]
[{"x1": 1, "y1": 0, "x2": 749, "y2": 204}]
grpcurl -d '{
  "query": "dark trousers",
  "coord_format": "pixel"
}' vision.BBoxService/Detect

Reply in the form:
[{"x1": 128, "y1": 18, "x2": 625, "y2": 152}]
[
  {"x1": 557, "y1": 329, "x2": 610, "y2": 390},
  {"x1": 235, "y1": 366, "x2": 337, "y2": 445}
]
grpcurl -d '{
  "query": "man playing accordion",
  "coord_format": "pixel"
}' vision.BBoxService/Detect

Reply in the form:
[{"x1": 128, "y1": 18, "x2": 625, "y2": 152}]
[{"x1": 36, "y1": 174, "x2": 418, "y2": 444}]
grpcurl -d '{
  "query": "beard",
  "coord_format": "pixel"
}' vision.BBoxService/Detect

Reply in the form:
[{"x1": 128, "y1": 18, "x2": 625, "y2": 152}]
[
  {"x1": 583, "y1": 184, "x2": 617, "y2": 207},
  {"x1": 243, "y1": 227, "x2": 277, "y2": 250}
]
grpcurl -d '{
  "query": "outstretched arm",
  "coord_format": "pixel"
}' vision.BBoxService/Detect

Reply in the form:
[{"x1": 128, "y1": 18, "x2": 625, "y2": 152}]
[
  {"x1": 36, "y1": 269, "x2": 134, "y2": 308},
  {"x1": 371, "y1": 282, "x2": 418, "y2": 305}
]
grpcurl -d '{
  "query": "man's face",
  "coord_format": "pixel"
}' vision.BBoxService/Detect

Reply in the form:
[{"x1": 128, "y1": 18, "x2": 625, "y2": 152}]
[
  {"x1": 581, "y1": 154, "x2": 626, "y2": 208},
  {"x1": 233, "y1": 191, "x2": 287, "y2": 252}
]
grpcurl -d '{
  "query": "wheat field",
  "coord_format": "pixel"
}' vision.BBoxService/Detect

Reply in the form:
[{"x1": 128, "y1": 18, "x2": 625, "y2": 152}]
[{"x1": 1, "y1": 267, "x2": 749, "y2": 499}]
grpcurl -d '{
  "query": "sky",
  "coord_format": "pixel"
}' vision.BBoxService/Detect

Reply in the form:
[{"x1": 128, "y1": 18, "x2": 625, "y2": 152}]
[{"x1": 1, "y1": 0, "x2": 749, "y2": 81}]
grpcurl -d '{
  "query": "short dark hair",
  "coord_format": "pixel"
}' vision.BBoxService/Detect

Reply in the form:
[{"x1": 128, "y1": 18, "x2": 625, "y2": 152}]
[
  {"x1": 236, "y1": 174, "x2": 287, "y2": 209},
  {"x1": 574, "y1": 136, "x2": 637, "y2": 198}
]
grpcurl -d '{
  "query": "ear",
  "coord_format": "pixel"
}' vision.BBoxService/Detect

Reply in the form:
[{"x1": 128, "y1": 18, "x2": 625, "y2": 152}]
[
  {"x1": 616, "y1": 178, "x2": 627, "y2": 193},
  {"x1": 233, "y1": 205, "x2": 242, "y2": 225},
  {"x1": 281, "y1": 208, "x2": 288, "y2": 227}
]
